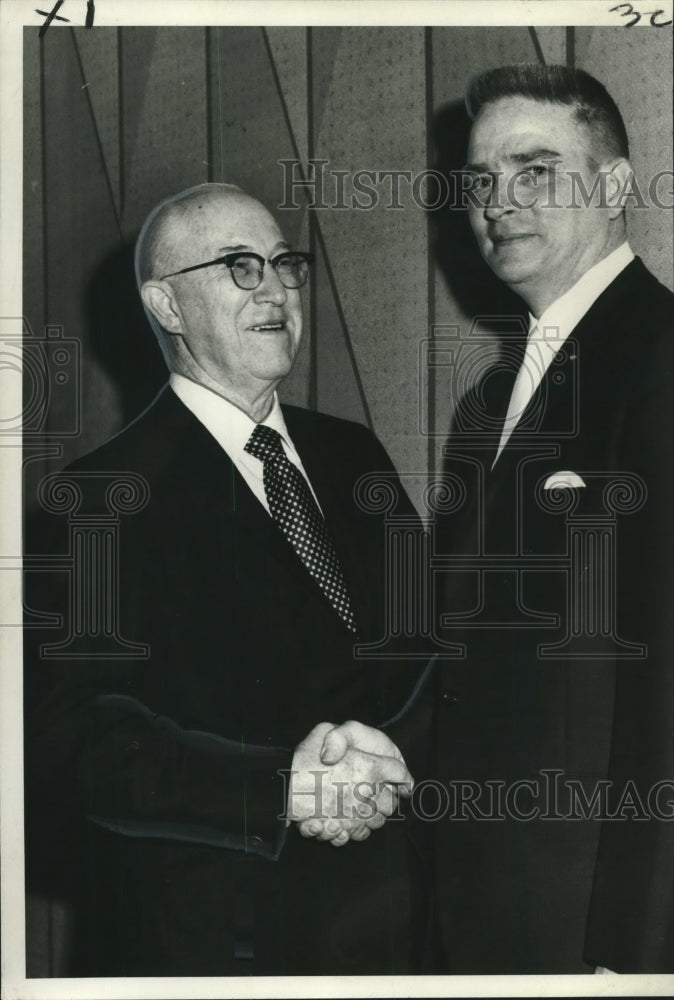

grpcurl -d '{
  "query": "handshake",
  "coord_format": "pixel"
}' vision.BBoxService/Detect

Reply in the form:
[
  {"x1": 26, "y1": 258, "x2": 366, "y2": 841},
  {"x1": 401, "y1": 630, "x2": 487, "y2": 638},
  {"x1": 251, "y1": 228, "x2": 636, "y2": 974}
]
[{"x1": 286, "y1": 720, "x2": 413, "y2": 847}]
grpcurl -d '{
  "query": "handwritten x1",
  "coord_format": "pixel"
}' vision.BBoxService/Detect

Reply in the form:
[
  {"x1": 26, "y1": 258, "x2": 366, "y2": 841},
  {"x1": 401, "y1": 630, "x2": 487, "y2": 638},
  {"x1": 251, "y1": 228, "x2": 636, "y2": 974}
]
[{"x1": 36, "y1": 0, "x2": 96, "y2": 37}]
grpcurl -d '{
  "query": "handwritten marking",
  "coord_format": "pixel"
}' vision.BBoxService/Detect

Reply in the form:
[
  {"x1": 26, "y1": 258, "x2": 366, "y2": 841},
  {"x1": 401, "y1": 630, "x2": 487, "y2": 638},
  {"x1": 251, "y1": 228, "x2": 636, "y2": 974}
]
[
  {"x1": 38, "y1": 0, "x2": 97, "y2": 36},
  {"x1": 35, "y1": 6, "x2": 69, "y2": 19},
  {"x1": 609, "y1": 2, "x2": 673, "y2": 26},
  {"x1": 37, "y1": 1, "x2": 68, "y2": 35}
]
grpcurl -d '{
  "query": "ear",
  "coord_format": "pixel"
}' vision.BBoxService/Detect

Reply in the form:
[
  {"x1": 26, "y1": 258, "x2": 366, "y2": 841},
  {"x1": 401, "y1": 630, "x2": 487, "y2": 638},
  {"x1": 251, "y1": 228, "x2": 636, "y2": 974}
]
[
  {"x1": 141, "y1": 280, "x2": 185, "y2": 335},
  {"x1": 603, "y1": 158, "x2": 634, "y2": 219}
]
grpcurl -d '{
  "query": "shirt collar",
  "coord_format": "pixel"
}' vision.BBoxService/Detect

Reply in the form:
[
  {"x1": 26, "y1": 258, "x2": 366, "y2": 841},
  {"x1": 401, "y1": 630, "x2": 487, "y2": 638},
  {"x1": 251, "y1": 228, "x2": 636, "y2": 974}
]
[
  {"x1": 529, "y1": 242, "x2": 634, "y2": 339},
  {"x1": 168, "y1": 374, "x2": 296, "y2": 457}
]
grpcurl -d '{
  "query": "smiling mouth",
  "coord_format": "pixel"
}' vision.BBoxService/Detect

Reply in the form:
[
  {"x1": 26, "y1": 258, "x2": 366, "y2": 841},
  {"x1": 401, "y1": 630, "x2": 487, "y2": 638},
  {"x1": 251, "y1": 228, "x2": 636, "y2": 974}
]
[
  {"x1": 492, "y1": 234, "x2": 535, "y2": 247},
  {"x1": 250, "y1": 322, "x2": 286, "y2": 332}
]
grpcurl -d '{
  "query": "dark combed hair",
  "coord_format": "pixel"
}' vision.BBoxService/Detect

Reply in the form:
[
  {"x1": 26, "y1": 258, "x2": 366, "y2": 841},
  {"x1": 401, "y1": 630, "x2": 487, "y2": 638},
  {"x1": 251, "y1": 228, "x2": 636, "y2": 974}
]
[{"x1": 466, "y1": 64, "x2": 630, "y2": 160}]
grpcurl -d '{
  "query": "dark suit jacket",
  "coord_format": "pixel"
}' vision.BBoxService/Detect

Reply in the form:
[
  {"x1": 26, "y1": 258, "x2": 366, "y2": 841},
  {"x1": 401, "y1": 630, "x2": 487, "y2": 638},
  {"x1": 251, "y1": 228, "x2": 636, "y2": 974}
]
[
  {"x1": 432, "y1": 258, "x2": 674, "y2": 973},
  {"x1": 24, "y1": 387, "x2": 425, "y2": 976}
]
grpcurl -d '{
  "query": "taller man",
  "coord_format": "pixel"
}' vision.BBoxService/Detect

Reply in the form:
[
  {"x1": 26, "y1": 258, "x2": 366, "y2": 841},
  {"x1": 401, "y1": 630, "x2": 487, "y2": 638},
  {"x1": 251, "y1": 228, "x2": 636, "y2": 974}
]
[{"x1": 434, "y1": 65, "x2": 673, "y2": 973}]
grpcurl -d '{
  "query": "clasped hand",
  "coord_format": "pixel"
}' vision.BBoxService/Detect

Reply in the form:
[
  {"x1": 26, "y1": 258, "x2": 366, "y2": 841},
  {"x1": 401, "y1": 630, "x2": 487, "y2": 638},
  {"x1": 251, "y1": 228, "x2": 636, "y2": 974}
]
[{"x1": 287, "y1": 720, "x2": 413, "y2": 847}]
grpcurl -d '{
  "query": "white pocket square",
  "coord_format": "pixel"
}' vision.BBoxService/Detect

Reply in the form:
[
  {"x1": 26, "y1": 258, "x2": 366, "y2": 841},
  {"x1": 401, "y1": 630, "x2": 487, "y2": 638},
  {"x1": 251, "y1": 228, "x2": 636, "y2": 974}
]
[{"x1": 543, "y1": 471, "x2": 586, "y2": 490}]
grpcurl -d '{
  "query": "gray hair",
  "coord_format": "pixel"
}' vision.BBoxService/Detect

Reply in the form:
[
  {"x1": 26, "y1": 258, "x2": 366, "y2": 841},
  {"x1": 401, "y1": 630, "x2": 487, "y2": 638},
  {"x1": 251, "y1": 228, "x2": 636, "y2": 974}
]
[{"x1": 134, "y1": 182, "x2": 243, "y2": 352}]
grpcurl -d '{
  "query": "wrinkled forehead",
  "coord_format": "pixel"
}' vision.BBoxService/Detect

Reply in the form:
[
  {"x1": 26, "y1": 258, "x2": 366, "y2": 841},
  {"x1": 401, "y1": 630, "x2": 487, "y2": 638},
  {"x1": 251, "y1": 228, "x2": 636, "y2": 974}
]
[
  {"x1": 468, "y1": 96, "x2": 589, "y2": 164},
  {"x1": 173, "y1": 191, "x2": 286, "y2": 256}
]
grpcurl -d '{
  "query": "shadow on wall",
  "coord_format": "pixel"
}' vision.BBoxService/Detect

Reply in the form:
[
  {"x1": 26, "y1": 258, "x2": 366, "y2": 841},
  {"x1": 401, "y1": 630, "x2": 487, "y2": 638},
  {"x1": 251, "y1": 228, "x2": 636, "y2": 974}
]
[
  {"x1": 429, "y1": 100, "x2": 527, "y2": 482},
  {"x1": 85, "y1": 242, "x2": 167, "y2": 427},
  {"x1": 25, "y1": 244, "x2": 166, "y2": 978},
  {"x1": 429, "y1": 98, "x2": 525, "y2": 327}
]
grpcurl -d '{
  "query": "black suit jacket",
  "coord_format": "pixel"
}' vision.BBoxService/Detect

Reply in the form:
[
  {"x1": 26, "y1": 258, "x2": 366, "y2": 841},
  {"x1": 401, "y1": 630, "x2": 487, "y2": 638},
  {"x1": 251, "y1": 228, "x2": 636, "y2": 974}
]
[
  {"x1": 432, "y1": 258, "x2": 674, "y2": 972},
  {"x1": 24, "y1": 387, "x2": 425, "y2": 976}
]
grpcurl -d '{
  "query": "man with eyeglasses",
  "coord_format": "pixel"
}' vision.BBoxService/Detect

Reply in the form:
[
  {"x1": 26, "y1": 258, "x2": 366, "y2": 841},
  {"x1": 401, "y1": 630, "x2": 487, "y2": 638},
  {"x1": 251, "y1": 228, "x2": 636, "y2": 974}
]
[{"x1": 25, "y1": 183, "x2": 426, "y2": 976}]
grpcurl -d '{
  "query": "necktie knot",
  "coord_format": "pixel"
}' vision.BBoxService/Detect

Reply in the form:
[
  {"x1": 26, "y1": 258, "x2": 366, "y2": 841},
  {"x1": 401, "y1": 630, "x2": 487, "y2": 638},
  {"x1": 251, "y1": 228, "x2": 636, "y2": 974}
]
[{"x1": 244, "y1": 423, "x2": 285, "y2": 463}]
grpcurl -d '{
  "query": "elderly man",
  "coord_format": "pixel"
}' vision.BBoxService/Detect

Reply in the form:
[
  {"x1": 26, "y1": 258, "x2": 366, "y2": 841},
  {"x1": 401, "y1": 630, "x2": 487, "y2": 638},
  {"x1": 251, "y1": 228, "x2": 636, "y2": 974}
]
[
  {"x1": 433, "y1": 65, "x2": 673, "y2": 973},
  {"x1": 25, "y1": 183, "x2": 423, "y2": 976}
]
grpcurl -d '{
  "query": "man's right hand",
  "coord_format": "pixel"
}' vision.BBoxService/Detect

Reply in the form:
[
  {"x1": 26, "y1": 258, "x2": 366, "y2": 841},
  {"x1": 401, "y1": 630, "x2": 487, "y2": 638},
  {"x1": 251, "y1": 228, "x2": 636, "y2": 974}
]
[{"x1": 287, "y1": 721, "x2": 413, "y2": 847}]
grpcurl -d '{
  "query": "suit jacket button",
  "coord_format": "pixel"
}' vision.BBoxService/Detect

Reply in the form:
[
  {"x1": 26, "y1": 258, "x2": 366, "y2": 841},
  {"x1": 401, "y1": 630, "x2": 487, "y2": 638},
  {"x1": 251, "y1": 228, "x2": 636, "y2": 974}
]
[
  {"x1": 441, "y1": 691, "x2": 459, "y2": 705},
  {"x1": 249, "y1": 835, "x2": 263, "y2": 849}
]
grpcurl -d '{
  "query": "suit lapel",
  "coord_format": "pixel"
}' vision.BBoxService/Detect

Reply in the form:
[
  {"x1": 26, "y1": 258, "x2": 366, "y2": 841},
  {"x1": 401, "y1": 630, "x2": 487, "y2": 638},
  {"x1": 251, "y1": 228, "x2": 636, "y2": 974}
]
[
  {"x1": 503, "y1": 259, "x2": 645, "y2": 454},
  {"x1": 477, "y1": 260, "x2": 649, "y2": 546},
  {"x1": 154, "y1": 388, "x2": 354, "y2": 607}
]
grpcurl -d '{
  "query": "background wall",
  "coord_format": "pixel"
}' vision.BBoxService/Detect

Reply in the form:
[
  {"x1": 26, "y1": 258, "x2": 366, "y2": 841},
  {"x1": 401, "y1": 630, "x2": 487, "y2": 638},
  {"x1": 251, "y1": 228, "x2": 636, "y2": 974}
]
[
  {"x1": 23, "y1": 24, "x2": 673, "y2": 510},
  {"x1": 23, "y1": 23, "x2": 672, "y2": 974}
]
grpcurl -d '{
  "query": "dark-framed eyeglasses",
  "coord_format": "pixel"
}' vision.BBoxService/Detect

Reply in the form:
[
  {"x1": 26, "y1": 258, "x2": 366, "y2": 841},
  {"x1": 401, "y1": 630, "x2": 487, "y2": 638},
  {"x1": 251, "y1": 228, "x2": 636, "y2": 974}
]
[{"x1": 159, "y1": 250, "x2": 314, "y2": 290}]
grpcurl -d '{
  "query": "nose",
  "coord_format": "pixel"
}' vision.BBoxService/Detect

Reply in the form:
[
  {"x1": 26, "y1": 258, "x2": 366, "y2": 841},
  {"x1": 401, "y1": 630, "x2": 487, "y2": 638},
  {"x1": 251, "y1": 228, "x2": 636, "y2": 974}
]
[
  {"x1": 253, "y1": 262, "x2": 288, "y2": 305},
  {"x1": 483, "y1": 172, "x2": 518, "y2": 221}
]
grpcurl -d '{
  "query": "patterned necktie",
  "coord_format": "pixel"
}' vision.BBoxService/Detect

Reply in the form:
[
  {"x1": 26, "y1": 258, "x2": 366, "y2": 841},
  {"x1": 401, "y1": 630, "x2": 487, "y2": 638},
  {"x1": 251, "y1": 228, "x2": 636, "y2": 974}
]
[{"x1": 244, "y1": 424, "x2": 358, "y2": 634}]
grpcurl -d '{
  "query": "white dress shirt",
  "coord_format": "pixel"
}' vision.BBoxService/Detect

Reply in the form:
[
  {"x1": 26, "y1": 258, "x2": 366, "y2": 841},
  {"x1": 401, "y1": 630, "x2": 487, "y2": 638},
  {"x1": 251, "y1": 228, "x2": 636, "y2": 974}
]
[
  {"x1": 169, "y1": 373, "x2": 322, "y2": 513},
  {"x1": 493, "y1": 242, "x2": 635, "y2": 466}
]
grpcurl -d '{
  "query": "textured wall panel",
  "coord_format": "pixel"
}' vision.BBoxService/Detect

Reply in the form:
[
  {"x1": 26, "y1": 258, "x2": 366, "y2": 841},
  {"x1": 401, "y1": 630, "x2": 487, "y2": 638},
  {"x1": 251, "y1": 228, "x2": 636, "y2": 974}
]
[
  {"x1": 313, "y1": 251, "x2": 369, "y2": 426},
  {"x1": 23, "y1": 31, "x2": 45, "y2": 345},
  {"x1": 576, "y1": 26, "x2": 673, "y2": 290},
  {"x1": 208, "y1": 27, "x2": 305, "y2": 240},
  {"x1": 76, "y1": 28, "x2": 122, "y2": 212},
  {"x1": 41, "y1": 28, "x2": 124, "y2": 460},
  {"x1": 121, "y1": 27, "x2": 208, "y2": 232},
  {"x1": 266, "y1": 27, "x2": 308, "y2": 163},
  {"x1": 535, "y1": 27, "x2": 567, "y2": 65},
  {"x1": 314, "y1": 27, "x2": 429, "y2": 504},
  {"x1": 433, "y1": 25, "x2": 537, "y2": 103},
  {"x1": 311, "y1": 28, "x2": 343, "y2": 137},
  {"x1": 258, "y1": 27, "x2": 311, "y2": 408}
]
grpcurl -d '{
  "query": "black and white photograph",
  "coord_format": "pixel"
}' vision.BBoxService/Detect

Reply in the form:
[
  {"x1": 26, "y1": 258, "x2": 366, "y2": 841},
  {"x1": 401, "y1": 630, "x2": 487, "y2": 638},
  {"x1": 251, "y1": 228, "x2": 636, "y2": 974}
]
[{"x1": 1, "y1": 0, "x2": 673, "y2": 996}]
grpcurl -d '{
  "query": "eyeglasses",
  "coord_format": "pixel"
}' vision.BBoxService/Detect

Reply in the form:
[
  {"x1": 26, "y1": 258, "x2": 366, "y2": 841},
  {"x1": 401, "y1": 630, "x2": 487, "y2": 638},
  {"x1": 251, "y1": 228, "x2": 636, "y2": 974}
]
[{"x1": 159, "y1": 251, "x2": 314, "y2": 290}]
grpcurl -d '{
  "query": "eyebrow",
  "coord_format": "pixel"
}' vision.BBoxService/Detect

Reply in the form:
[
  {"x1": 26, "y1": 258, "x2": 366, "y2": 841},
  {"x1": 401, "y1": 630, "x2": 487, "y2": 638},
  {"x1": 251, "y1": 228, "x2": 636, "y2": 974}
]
[
  {"x1": 463, "y1": 148, "x2": 562, "y2": 173},
  {"x1": 217, "y1": 244, "x2": 248, "y2": 254},
  {"x1": 216, "y1": 241, "x2": 292, "y2": 255}
]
